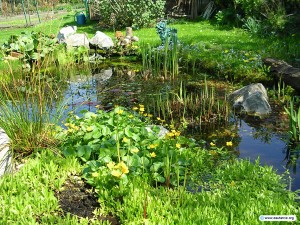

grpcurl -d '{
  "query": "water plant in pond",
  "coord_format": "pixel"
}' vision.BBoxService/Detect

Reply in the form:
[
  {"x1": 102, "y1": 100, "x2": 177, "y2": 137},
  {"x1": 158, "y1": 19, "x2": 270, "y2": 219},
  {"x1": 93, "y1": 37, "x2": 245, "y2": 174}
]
[
  {"x1": 144, "y1": 79, "x2": 230, "y2": 128},
  {"x1": 140, "y1": 36, "x2": 179, "y2": 79},
  {"x1": 0, "y1": 69, "x2": 67, "y2": 157},
  {"x1": 285, "y1": 98, "x2": 300, "y2": 146}
]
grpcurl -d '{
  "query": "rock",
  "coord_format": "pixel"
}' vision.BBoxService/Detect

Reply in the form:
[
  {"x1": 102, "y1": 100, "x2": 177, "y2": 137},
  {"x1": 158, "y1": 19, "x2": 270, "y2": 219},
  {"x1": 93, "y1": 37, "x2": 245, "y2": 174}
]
[
  {"x1": 228, "y1": 83, "x2": 271, "y2": 116},
  {"x1": 0, "y1": 128, "x2": 11, "y2": 178},
  {"x1": 57, "y1": 26, "x2": 77, "y2": 43},
  {"x1": 146, "y1": 125, "x2": 169, "y2": 138},
  {"x1": 126, "y1": 27, "x2": 133, "y2": 37},
  {"x1": 65, "y1": 33, "x2": 90, "y2": 49},
  {"x1": 263, "y1": 58, "x2": 300, "y2": 92},
  {"x1": 131, "y1": 36, "x2": 139, "y2": 42},
  {"x1": 89, "y1": 31, "x2": 114, "y2": 49}
]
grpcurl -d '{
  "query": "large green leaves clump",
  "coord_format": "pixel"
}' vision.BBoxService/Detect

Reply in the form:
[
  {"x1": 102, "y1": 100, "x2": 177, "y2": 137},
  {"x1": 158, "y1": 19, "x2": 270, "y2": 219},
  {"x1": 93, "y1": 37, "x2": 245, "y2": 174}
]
[{"x1": 1, "y1": 31, "x2": 57, "y2": 62}]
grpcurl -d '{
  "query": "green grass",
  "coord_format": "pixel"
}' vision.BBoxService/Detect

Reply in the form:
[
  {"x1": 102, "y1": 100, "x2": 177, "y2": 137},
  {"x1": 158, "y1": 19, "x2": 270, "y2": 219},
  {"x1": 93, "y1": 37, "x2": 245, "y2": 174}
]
[{"x1": 0, "y1": 150, "x2": 86, "y2": 224}]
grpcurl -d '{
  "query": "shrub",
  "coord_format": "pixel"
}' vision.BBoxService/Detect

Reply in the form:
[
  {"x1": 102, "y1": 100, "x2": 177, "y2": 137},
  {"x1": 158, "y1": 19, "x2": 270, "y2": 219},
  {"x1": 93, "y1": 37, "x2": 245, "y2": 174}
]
[{"x1": 93, "y1": 0, "x2": 166, "y2": 29}]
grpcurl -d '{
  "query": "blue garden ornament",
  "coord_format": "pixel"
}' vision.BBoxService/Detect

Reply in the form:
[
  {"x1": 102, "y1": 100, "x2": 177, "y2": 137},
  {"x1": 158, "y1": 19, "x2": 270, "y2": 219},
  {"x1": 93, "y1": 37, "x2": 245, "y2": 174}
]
[{"x1": 156, "y1": 20, "x2": 178, "y2": 46}]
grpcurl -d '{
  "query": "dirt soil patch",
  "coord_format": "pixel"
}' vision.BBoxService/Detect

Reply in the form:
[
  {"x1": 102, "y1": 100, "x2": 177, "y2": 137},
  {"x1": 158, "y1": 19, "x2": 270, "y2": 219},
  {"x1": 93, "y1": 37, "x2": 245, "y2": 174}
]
[{"x1": 55, "y1": 175, "x2": 120, "y2": 225}]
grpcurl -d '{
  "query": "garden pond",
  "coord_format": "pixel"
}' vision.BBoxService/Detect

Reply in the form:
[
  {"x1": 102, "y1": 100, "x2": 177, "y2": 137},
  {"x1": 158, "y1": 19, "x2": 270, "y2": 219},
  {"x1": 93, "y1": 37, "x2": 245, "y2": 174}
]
[{"x1": 55, "y1": 63, "x2": 300, "y2": 191}]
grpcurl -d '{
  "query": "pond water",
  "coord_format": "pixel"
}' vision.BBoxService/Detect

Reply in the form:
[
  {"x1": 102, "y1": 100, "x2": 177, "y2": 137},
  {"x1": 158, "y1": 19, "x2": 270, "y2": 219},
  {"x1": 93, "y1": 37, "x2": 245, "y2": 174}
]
[{"x1": 61, "y1": 65, "x2": 300, "y2": 191}]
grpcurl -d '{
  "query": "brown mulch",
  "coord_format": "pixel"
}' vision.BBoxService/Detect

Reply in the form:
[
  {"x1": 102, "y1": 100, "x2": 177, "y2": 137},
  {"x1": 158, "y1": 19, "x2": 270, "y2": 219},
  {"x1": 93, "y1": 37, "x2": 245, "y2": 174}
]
[{"x1": 54, "y1": 175, "x2": 120, "y2": 225}]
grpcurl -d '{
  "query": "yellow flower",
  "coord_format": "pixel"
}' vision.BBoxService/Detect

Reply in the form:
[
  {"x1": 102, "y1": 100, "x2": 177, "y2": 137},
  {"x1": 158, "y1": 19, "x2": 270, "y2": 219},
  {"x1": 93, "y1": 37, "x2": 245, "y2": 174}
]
[
  {"x1": 111, "y1": 170, "x2": 122, "y2": 177},
  {"x1": 224, "y1": 49, "x2": 229, "y2": 53},
  {"x1": 122, "y1": 137, "x2": 129, "y2": 143},
  {"x1": 91, "y1": 172, "x2": 99, "y2": 177},
  {"x1": 107, "y1": 161, "x2": 116, "y2": 170},
  {"x1": 171, "y1": 129, "x2": 176, "y2": 133},
  {"x1": 139, "y1": 107, "x2": 145, "y2": 112},
  {"x1": 95, "y1": 105, "x2": 101, "y2": 109},
  {"x1": 86, "y1": 126, "x2": 93, "y2": 132},
  {"x1": 209, "y1": 150, "x2": 217, "y2": 155},
  {"x1": 131, "y1": 147, "x2": 139, "y2": 153},
  {"x1": 128, "y1": 114, "x2": 134, "y2": 118},
  {"x1": 64, "y1": 123, "x2": 70, "y2": 127},
  {"x1": 169, "y1": 124, "x2": 175, "y2": 129},
  {"x1": 143, "y1": 113, "x2": 148, "y2": 116},
  {"x1": 132, "y1": 107, "x2": 138, "y2": 110},
  {"x1": 157, "y1": 117, "x2": 161, "y2": 121},
  {"x1": 149, "y1": 144, "x2": 156, "y2": 149},
  {"x1": 226, "y1": 141, "x2": 233, "y2": 147},
  {"x1": 117, "y1": 109, "x2": 124, "y2": 114},
  {"x1": 210, "y1": 142, "x2": 215, "y2": 147},
  {"x1": 230, "y1": 181, "x2": 235, "y2": 186},
  {"x1": 175, "y1": 131, "x2": 181, "y2": 137},
  {"x1": 139, "y1": 104, "x2": 144, "y2": 108},
  {"x1": 67, "y1": 128, "x2": 74, "y2": 133},
  {"x1": 118, "y1": 162, "x2": 129, "y2": 174},
  {"x1": 176, "y1": 143, "x2": 181, "y2": 148},
  {"x1": 167, "y1": 132, "x2": 175, "y2": 137},
  {"x1": 150, "y1": 152, "x2": 156, "y2": 158},
  {"x1": 147, "y1": 114, "x2": 153, "y2": 118}
]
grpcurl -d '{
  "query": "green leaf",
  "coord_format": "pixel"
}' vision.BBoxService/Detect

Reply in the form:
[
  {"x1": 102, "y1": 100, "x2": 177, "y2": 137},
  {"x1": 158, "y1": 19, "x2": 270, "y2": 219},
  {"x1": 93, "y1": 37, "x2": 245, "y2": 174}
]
[
  {"x1": 140, "y1": 156, "x2": 150, "y2": 167},
  {"x1": 24, "y1": 42, "x2": 34, "y2": 51}
]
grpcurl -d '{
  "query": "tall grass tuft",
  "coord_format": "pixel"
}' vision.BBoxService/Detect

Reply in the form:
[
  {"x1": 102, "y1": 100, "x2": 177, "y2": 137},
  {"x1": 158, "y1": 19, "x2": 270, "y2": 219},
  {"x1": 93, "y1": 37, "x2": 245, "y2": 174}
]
[
  {"x1": 140, "y1": 36, "x2": 179, "y2": 79},
  {"x1": 0, "y1": 66, "x2": 66, "y2": 157},
  {"x1": 145, "y1": 78, "x2": 230, "y2": 127}
]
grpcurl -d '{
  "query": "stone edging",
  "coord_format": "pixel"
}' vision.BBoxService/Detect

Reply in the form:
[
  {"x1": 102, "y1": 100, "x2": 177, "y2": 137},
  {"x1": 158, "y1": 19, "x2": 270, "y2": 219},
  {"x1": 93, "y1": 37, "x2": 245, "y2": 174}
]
[{"x1": 0, "y1": 128, "x2": 11, "y2": 178}]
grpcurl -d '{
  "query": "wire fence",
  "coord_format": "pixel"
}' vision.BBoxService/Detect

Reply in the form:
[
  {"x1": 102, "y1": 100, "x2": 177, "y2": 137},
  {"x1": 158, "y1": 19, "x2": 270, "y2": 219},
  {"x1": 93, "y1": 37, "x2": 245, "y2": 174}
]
[{"x1": 0, "y1": 0, "x2": 83, "y2": 17}]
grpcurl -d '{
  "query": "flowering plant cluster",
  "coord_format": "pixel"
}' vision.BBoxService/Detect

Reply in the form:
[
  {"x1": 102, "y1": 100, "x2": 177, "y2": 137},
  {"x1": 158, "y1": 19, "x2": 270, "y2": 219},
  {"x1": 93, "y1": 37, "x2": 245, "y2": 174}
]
[{"x1": 58, "y1": 106, "x2": 195, "y2": 198}]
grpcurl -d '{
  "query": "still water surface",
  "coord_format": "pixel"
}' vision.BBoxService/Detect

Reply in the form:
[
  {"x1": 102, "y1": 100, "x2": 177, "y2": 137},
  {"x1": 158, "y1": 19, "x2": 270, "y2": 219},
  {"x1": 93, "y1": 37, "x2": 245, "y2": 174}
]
[{"x1": 63, "y1": 68, "x2": 299, "y2": 191}]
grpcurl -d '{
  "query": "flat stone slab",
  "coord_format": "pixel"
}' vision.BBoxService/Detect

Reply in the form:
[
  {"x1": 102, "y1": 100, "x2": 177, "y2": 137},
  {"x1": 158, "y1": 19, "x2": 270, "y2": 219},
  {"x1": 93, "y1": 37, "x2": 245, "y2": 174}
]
[{"x1": 0, "y1": 129, "x2": 11, "y2": 177}]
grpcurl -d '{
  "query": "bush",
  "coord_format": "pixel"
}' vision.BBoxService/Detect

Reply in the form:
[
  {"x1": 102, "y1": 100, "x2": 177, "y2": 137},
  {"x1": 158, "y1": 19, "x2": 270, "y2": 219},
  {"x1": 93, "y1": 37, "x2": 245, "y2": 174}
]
[{"x1": 93, "y1": 0, "x2": 166, "y2": 29}]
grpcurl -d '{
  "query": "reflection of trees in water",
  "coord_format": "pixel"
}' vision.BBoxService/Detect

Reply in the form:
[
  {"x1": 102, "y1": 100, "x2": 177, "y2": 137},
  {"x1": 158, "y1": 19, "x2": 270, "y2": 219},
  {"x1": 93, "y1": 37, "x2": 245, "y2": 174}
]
[
  {"x1": 238, "y1": 113, "x2": 288, "y2": 144},
  {"x1": 284, "y1": 144, "x2": 300, "y2": 174}
]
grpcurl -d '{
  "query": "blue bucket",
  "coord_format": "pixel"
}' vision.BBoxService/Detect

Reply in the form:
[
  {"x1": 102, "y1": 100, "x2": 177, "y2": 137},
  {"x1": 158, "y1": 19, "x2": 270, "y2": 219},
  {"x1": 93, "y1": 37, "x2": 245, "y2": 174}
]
[{"x1": 75, "y1": 12, "x2": 86, "y2": 25}]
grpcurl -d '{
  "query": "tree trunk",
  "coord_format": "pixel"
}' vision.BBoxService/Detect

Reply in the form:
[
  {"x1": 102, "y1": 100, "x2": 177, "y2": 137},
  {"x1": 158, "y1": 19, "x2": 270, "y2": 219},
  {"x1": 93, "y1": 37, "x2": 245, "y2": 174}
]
[{"x1": 191, "y1": 0, "x2": 198, "y2": 19}]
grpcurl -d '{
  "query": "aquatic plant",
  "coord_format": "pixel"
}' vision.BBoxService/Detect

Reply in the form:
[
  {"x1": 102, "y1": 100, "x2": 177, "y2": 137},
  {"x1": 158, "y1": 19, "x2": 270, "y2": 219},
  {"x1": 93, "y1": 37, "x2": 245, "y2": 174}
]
[
  {"x1": 0, "y1": 66, "x2": 66, "y2": 157},
  {"x1": 140, "y1": 34, "x2": 179, "y2": 79},
  {"x1": 285, "y1": 99, "x2": 300, "y2": 146},
  {"x1": 145, "y1": 79, "x2": 230, "y2": 128}
]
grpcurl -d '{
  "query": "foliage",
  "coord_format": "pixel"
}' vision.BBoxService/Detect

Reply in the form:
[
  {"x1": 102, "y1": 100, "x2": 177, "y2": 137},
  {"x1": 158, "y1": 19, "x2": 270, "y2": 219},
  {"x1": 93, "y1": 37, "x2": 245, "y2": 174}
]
[
  {"x1": 110, "y1": 159, "x2": 299, "y2": 224},
  {"x1": 215, "y1": 8, "x2": 241, "y2": 26},
  {"x1": 0, "y1": 150, "x2": 87, "y2": 224},
  {"x1": 93, "y1": 0, "x2": 166, "y2": 29},
  {"x1": 1, "y1": 31, "x2": 57, "y2": 64},
  {"x1": 285, "y1": 99, "x2": 300, "y2": 145},
  {"x1": 156, "y1": 20, "x2": 178, "y2": 46},
  {"x1": 58, "y1": 107, "x2": 196, "y2": 199}
]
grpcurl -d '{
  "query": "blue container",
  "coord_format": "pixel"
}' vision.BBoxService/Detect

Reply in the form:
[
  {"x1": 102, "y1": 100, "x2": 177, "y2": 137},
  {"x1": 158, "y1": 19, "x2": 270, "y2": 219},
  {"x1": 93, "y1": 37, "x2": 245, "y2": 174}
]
[{"x1": 75, "y1": 12, "x2": 86, "y2": 25}]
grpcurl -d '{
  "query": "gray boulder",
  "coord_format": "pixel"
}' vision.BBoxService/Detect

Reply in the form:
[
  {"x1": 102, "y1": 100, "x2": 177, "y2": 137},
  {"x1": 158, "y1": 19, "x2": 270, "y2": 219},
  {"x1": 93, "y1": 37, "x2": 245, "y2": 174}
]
[
  {"x1": 0, "y1": 129, "x2": 11, "y2": 178},
  {"x1": 89, "y1": 31, "x2": 114, "y2": 49},
  {"x1": 146, "y1": 125, "x2": 169, "y2": 139},
  {"x1": 65, "y1": 33, "x2": 90, "y2": 49},
  {"x1": 57, "y1": 26, "x2": 77, "y2": 43},
  {"x1": 228, "y1": 83, "x2": 271, "y2": 116}
]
